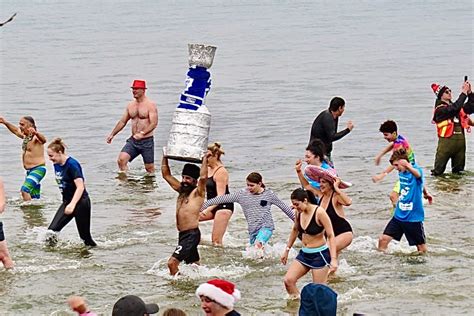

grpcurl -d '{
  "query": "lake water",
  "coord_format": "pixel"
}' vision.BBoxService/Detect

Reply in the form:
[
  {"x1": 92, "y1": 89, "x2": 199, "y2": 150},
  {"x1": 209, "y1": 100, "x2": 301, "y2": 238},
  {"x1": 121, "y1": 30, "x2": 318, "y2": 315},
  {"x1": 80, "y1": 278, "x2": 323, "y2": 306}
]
[{"x1": 1, "y1": 1, "x2": 473, "y2": 315}]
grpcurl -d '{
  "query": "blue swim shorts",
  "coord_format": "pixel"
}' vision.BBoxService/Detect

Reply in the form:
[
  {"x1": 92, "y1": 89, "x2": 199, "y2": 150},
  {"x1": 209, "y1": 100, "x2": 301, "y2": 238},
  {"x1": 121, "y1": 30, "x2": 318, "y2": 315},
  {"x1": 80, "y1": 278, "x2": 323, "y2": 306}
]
[
  {"x1": 295, "y1": 244, "x2": 331, "y2": 269},
  {"x1": 121, "y1": 136, "x2": 154, "y2": 164},
  {"x1": 249, "y1": 227, "x2": 273, "y2": 245}
]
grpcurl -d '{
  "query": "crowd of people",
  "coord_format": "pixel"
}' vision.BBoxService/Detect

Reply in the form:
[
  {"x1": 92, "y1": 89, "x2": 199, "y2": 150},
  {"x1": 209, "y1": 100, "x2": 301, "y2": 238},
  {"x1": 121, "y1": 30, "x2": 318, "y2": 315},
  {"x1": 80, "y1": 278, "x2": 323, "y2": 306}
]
[{"x1": 1, "y1": 78, "x2": 473, "y2": 315}]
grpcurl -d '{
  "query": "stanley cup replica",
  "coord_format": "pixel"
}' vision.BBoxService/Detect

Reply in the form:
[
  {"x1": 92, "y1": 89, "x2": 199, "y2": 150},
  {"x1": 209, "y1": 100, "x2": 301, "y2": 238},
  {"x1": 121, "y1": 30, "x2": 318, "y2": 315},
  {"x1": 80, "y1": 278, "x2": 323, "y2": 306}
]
[{"x1": 165, "y1": 44, "x2": 217, "y2": 162}]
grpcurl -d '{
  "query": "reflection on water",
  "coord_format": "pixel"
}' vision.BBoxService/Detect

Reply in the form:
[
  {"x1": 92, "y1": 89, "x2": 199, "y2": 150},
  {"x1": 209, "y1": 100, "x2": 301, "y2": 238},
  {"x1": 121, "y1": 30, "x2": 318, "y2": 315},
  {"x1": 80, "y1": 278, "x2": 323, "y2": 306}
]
[{"x1": 19, "y1": 204, "x2": 47, "y2": 228}]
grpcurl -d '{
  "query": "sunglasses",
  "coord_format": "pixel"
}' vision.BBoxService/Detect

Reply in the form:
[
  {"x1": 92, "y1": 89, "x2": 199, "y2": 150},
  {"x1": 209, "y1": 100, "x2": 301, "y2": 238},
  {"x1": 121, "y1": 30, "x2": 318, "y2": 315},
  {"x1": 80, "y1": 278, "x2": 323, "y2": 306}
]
[{"x1": 444, "y1": 89, "x2": 451, "y2": 94}]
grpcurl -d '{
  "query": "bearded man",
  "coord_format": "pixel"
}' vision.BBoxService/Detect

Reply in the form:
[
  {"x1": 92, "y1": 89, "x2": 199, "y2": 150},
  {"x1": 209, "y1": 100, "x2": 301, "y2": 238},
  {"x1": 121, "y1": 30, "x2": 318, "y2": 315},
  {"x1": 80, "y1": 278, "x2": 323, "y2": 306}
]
[{"x1": 161, "y1": 153, "x2": 209, "y2": 275}]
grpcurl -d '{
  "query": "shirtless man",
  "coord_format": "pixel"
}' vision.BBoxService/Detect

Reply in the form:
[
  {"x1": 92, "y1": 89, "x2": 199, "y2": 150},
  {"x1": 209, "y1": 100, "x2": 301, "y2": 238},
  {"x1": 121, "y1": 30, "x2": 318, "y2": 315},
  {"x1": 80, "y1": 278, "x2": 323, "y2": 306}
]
[
  {"x1": 161, "y1": 152, "x2": 208, "y2": 276},
  {"x1": 106, "y1": 80, "x2": 158, "y2": 173},
  {"x1": 0, "y1": 116, "x2": 47, "y2": 200}
]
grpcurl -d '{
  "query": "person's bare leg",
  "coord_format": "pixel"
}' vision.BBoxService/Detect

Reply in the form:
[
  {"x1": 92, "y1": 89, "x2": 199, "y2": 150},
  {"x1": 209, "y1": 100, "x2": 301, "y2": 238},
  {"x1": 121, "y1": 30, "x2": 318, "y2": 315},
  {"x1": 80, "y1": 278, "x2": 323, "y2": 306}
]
[
  {"x1": 311, "y1": 266, "x2": 330, "y2": 284},
  {"x1": 283, "y1": 261, "x2": 310, "y2": 297},
  {"x1": 335, "y1": 232, "x2": 353, "y2": 255},
  {"x1": 416, "y1": 244, "x2": 427, "y2": 253},
  {"x1": 211, "y1": 210, "x2": 232, "y2": 246},
  {"x1": 167, "y1": 257, "x2": 180, "y2": 276},
  {"x1": 378, "y1": 234, "x2": 393, "y2": 252},
  {"x1": 21, "y1": 190, "x2": 32, "y2": 201},
  {"x1": 0, "y1": 241, "x2": 14, "y2": 269},
  {"x1": 144, "y1": 163, "x2": 155, "y2": 173},
  {"x1": 117, "y1": 152, "x2": 131, "y2": 172}
]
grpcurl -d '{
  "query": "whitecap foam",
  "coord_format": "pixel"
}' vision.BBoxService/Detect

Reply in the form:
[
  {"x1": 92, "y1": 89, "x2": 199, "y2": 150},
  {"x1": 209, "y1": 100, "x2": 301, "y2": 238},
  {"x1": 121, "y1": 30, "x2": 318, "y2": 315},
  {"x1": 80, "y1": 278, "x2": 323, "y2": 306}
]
[
  {"x1": 338, "y1": 286, "x2": 380, "y2": 303},
  {"x1": 197, "y1": 231, "x2": 247, "y2": 249},
  {"x1": 146, "y1": 259, "x2": 252, "y2": 281},
  {"x1": 10, "y1": 258, "x2": 82, "y2": 274},
  {"x1": 347, "y1": 236, "x2": 379, "y2": 253},
  {"x1": 96, "y1": 236, "x2": 149, "y2": 249},
  {"x1": 335, "y1": 258, "x2": 356, "y2": 276},
  {"x1": 241, "y1": 242, "x2": 297, "y2": 261}
]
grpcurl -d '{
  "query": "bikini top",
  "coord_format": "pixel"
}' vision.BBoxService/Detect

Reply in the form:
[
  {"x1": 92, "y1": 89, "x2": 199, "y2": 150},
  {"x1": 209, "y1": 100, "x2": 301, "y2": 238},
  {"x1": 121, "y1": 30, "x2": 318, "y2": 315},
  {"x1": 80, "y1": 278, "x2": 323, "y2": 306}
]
[{"x1": 297, "y1": 207, "x2": 324, "y2": 236}]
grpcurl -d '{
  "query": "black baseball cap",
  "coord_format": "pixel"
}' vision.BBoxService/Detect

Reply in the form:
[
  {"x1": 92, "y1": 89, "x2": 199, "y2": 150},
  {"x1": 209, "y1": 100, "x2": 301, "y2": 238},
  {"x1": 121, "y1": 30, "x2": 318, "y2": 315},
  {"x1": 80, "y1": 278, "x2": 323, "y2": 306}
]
[{"x1": 112, "y1": 295, "x2": 159, "y2": 316}]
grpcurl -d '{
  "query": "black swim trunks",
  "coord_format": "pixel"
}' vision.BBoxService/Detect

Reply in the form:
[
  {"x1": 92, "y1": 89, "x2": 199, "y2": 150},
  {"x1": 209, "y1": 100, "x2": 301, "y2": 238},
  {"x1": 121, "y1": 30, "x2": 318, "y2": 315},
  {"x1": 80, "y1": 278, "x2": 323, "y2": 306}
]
[
  {"x1": 383, "y1": 217, "x2": 426, "y2": 246},
  {"x1": 121, "y1": 136, "x2": 154, "y2": 164},
  {"x1": 0, "y1": 222, "x2": 5, "y2": 242},
  {"x1": 172, "y1": 228, "x2": 201, "y2": 263}
]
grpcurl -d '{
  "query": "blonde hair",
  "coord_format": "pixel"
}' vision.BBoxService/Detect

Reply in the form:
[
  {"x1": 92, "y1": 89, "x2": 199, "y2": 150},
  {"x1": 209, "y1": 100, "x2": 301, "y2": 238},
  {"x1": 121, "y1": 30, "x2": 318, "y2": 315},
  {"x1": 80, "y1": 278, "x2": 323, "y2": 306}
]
[
  {"x1": 207, "y1": 142, "x2": 225, "y2": 160},
  {"x1": 48, "y1": 138, "x2": 67, "y2": 153}
]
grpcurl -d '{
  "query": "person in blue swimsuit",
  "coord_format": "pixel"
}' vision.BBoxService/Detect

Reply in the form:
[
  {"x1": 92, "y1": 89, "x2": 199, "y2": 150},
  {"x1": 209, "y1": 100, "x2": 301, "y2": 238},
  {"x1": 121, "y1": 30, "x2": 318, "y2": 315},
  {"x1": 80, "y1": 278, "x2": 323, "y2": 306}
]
[
  {"x1": 281, "y1": 188, "x2": 337, "y2": 299},
  {"x1": 46, "y1": 138, "x2": 96, "y2": 247}
]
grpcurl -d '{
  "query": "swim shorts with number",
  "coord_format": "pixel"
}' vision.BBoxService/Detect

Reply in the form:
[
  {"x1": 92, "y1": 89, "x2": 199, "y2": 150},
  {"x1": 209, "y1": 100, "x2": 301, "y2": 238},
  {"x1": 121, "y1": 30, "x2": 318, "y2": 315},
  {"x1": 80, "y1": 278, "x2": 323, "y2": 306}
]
[{"x1": 172, "y1": 228, "x2": 201, "y2": 263}]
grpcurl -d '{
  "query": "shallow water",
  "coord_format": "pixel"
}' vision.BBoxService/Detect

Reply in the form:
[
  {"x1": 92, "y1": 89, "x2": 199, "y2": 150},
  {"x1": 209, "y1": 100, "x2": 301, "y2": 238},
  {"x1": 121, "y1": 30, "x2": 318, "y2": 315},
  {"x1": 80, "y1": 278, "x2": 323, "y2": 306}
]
[{"x1": 1, "y1": 1, "x2": 473, "y2": 315}]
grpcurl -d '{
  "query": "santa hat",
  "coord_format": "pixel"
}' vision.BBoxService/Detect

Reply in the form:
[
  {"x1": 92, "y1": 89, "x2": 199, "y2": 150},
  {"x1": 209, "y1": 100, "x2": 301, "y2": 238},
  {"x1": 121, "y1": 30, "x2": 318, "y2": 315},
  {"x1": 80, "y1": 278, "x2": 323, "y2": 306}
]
[
  {"x1": 196, "y1": 279, "x2": 241, "y2": 309},
  {"x1": 431, "y1": 83, "x2": 448, "y2": 99}
]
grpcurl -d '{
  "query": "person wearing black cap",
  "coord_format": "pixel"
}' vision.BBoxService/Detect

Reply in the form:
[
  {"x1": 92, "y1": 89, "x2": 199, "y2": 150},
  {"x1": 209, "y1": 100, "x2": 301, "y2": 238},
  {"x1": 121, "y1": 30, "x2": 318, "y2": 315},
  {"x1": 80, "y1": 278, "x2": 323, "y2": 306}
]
[
  {"x1": 431, "y1": 80, "x2": 474, "y2": 176},
  {"x1": 161, "y1": 152, "x2": 209, "y2": 275},
  {"x1": 112, "y1": 295, "x2": 159, "y2": 316}
]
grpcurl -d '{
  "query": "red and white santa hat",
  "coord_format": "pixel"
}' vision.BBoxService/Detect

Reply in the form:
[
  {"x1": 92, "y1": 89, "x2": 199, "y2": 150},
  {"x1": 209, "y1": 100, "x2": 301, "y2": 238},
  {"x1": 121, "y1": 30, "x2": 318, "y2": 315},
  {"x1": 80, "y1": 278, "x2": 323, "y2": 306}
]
[{"x1": 196, "y1": 279, "x2": 241, "y2": 309}]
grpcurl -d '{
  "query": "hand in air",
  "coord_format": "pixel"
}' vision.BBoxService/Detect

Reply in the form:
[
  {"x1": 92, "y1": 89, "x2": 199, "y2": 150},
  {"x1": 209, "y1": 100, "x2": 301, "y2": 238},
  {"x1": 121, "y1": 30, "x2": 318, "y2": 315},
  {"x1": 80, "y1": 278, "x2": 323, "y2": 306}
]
[
  {"x1": 295, "y1": 159, "x2": 303, "y2": 173},
  {"x1": 372, "y1": 173, "x2": 384, "y2": 183},
  {"x1": 347, "y1": 120, "x2": 354, "y2": 131}
]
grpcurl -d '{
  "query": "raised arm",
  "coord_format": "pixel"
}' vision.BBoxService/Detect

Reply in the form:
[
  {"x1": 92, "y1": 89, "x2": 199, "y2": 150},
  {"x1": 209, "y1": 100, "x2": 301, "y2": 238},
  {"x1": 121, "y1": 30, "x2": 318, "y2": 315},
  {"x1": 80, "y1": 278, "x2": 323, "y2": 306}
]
[
  {"x1": 0, "y1": 117, "x2": 23, "y2": 139},
  {"x1": 106, "y1": 107, "x2": 131, "y2": 143},
  {"x1": 27, "y1": 126, "x2": 47, "y2": 144},
  {"x1": 195, "y1": 154, "x2": 209, "y2": 198},
  {"x1": 334, "y1": 178, "x2": 352, "y2": 206},
  {"x1": 161, "y1": 155, "x2": 181, "y2": 192},
  {"x1": 269, "y1": 191, "x2": 295, "y2": 221},
  {"x1": 295, "y1": 160, "x2": 322, "y2": 198}
]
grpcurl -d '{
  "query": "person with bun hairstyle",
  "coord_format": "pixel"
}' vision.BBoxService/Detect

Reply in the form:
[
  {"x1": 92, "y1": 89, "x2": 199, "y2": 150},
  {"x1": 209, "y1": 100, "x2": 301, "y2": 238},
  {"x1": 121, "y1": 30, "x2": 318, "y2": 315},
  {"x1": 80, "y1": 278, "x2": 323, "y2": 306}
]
[
  {"x1": 46, "y1": 138, "x2": 96, "y2": 246},
  {"x1": 378, "y1": 148, "x2": 427, "y2": 253},
  {"x1": 281, "y1": 188, "x2": 337, "y2": 299},
  {"x1": 199, "y1": 143, "x2": 234, "y2": 246}
]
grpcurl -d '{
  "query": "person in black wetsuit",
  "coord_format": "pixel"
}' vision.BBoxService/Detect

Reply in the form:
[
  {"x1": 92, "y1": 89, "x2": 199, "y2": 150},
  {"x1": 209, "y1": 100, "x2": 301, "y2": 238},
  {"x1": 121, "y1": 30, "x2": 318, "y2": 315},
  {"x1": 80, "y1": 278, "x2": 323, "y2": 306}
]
[
  {"x1": 46, "y1": 138, "x2": 96, "y2": 247},
  {"x1": 281, "y1": 188, "x2": 337, "y2": 299},
  {"x1": 308, "y1": 97, "x2": 354, "y2": 162},
  {"x1": 199, "y1": 143, "x2": 234, "y2": 246},
  {"x1": 295, "y1": 161, "x2": 353, "y2": 256}
]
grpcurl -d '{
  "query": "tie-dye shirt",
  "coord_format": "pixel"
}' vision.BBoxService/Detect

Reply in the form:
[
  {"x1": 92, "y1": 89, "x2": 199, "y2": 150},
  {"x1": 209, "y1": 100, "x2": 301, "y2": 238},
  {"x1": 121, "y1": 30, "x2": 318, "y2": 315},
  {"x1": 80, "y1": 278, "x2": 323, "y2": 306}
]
[{"x1": 393, "y1": 134, "x2": 415, "y2": 164}]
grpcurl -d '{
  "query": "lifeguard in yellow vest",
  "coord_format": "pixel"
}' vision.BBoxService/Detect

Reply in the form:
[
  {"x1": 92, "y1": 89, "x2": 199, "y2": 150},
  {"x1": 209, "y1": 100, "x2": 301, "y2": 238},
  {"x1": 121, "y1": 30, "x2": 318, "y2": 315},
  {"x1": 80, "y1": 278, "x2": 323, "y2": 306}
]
[{"x1": 431, "y1": 80, "x2": 474, "y2": 176}]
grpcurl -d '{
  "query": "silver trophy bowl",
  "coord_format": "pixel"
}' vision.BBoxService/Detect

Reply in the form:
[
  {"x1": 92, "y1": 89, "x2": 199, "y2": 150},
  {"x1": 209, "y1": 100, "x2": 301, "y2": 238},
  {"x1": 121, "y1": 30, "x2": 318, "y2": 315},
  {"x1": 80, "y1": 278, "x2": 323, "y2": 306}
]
[{"x1": 188, "y1": 44, "x2": 217, "y2": 69}]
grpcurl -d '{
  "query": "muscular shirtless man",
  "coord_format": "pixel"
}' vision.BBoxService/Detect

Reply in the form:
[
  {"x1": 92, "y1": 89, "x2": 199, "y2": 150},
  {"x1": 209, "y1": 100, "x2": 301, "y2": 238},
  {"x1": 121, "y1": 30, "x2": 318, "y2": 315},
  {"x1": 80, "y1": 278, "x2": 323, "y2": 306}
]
[
  {"x1": 0, "y1": 116, "x2": 47, "y2": 200},
  {"x1": 106, "y1": 80, "x2": 158, "y2": 173},
  {"x1": 161, "y1": 152, "x2": 208, "y2": 276}
]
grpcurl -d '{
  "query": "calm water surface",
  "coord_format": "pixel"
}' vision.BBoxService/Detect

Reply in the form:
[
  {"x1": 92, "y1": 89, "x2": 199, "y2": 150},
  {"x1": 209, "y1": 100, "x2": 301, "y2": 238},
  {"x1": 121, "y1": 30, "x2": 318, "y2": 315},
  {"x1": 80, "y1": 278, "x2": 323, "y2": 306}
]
[{"x1": 1, "y1": 1, "x2": 473, "y2": 315}]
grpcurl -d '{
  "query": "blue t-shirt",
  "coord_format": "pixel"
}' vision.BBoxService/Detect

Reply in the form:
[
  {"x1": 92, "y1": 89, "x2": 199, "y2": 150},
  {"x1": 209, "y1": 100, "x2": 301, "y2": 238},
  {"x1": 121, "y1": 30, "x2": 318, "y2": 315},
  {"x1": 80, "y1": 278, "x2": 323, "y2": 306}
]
[
  {"x1": 53, "y1": 157, "x2": 88, "y2": 202},
  {"x1": 394, "y1": 164, "x2": 424, "y2": 222},
  {"x1": 304, "y1": 160, "x2": 332, "y2": 190}
]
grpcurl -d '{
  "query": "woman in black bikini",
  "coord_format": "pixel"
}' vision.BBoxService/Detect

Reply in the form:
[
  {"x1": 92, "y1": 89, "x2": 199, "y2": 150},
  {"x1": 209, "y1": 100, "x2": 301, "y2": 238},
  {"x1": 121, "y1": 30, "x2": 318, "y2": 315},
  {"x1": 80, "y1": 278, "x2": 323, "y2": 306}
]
[
  {"x1": 295, "y1": 161, "x2": 353, "y2": 255},
  {"x1": 199, "y1": 143, "x2": 234, "y2": 246},
  {"x1": 281, "y1": 188, "x2": 337, "y2": 298}
]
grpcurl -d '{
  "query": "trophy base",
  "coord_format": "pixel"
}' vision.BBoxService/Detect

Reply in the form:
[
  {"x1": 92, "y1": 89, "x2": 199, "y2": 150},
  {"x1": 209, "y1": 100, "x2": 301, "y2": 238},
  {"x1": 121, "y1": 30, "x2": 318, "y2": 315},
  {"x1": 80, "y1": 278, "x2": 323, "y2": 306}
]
[{"x1": 165, "y1": 155, "x2": 203, "y2": 163}]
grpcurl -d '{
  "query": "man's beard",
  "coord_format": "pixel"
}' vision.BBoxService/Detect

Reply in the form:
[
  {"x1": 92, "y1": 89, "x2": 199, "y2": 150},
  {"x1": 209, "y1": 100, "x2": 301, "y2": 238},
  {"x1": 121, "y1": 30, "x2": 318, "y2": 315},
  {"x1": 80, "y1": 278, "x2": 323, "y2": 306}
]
[{"x1": 178, "y1": 182, "x2": 196, "y2": 198}]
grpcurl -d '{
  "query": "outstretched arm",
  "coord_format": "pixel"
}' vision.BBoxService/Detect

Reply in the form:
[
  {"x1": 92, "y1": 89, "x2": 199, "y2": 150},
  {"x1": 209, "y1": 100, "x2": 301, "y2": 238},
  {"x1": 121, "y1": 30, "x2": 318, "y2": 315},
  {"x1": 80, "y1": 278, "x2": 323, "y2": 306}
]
[
  {"x1": 161, "y1": 155, "x2": 181, "y2": 192},
  {"x1": 269, "y1": 192, "x2": 295, "y2": 221},
  {"x1": 201, "y1": 191, "x2": 241, "y2": 211},
  {"x1": 0, "y1": 117, "x2": 23, "y2": 139}
]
